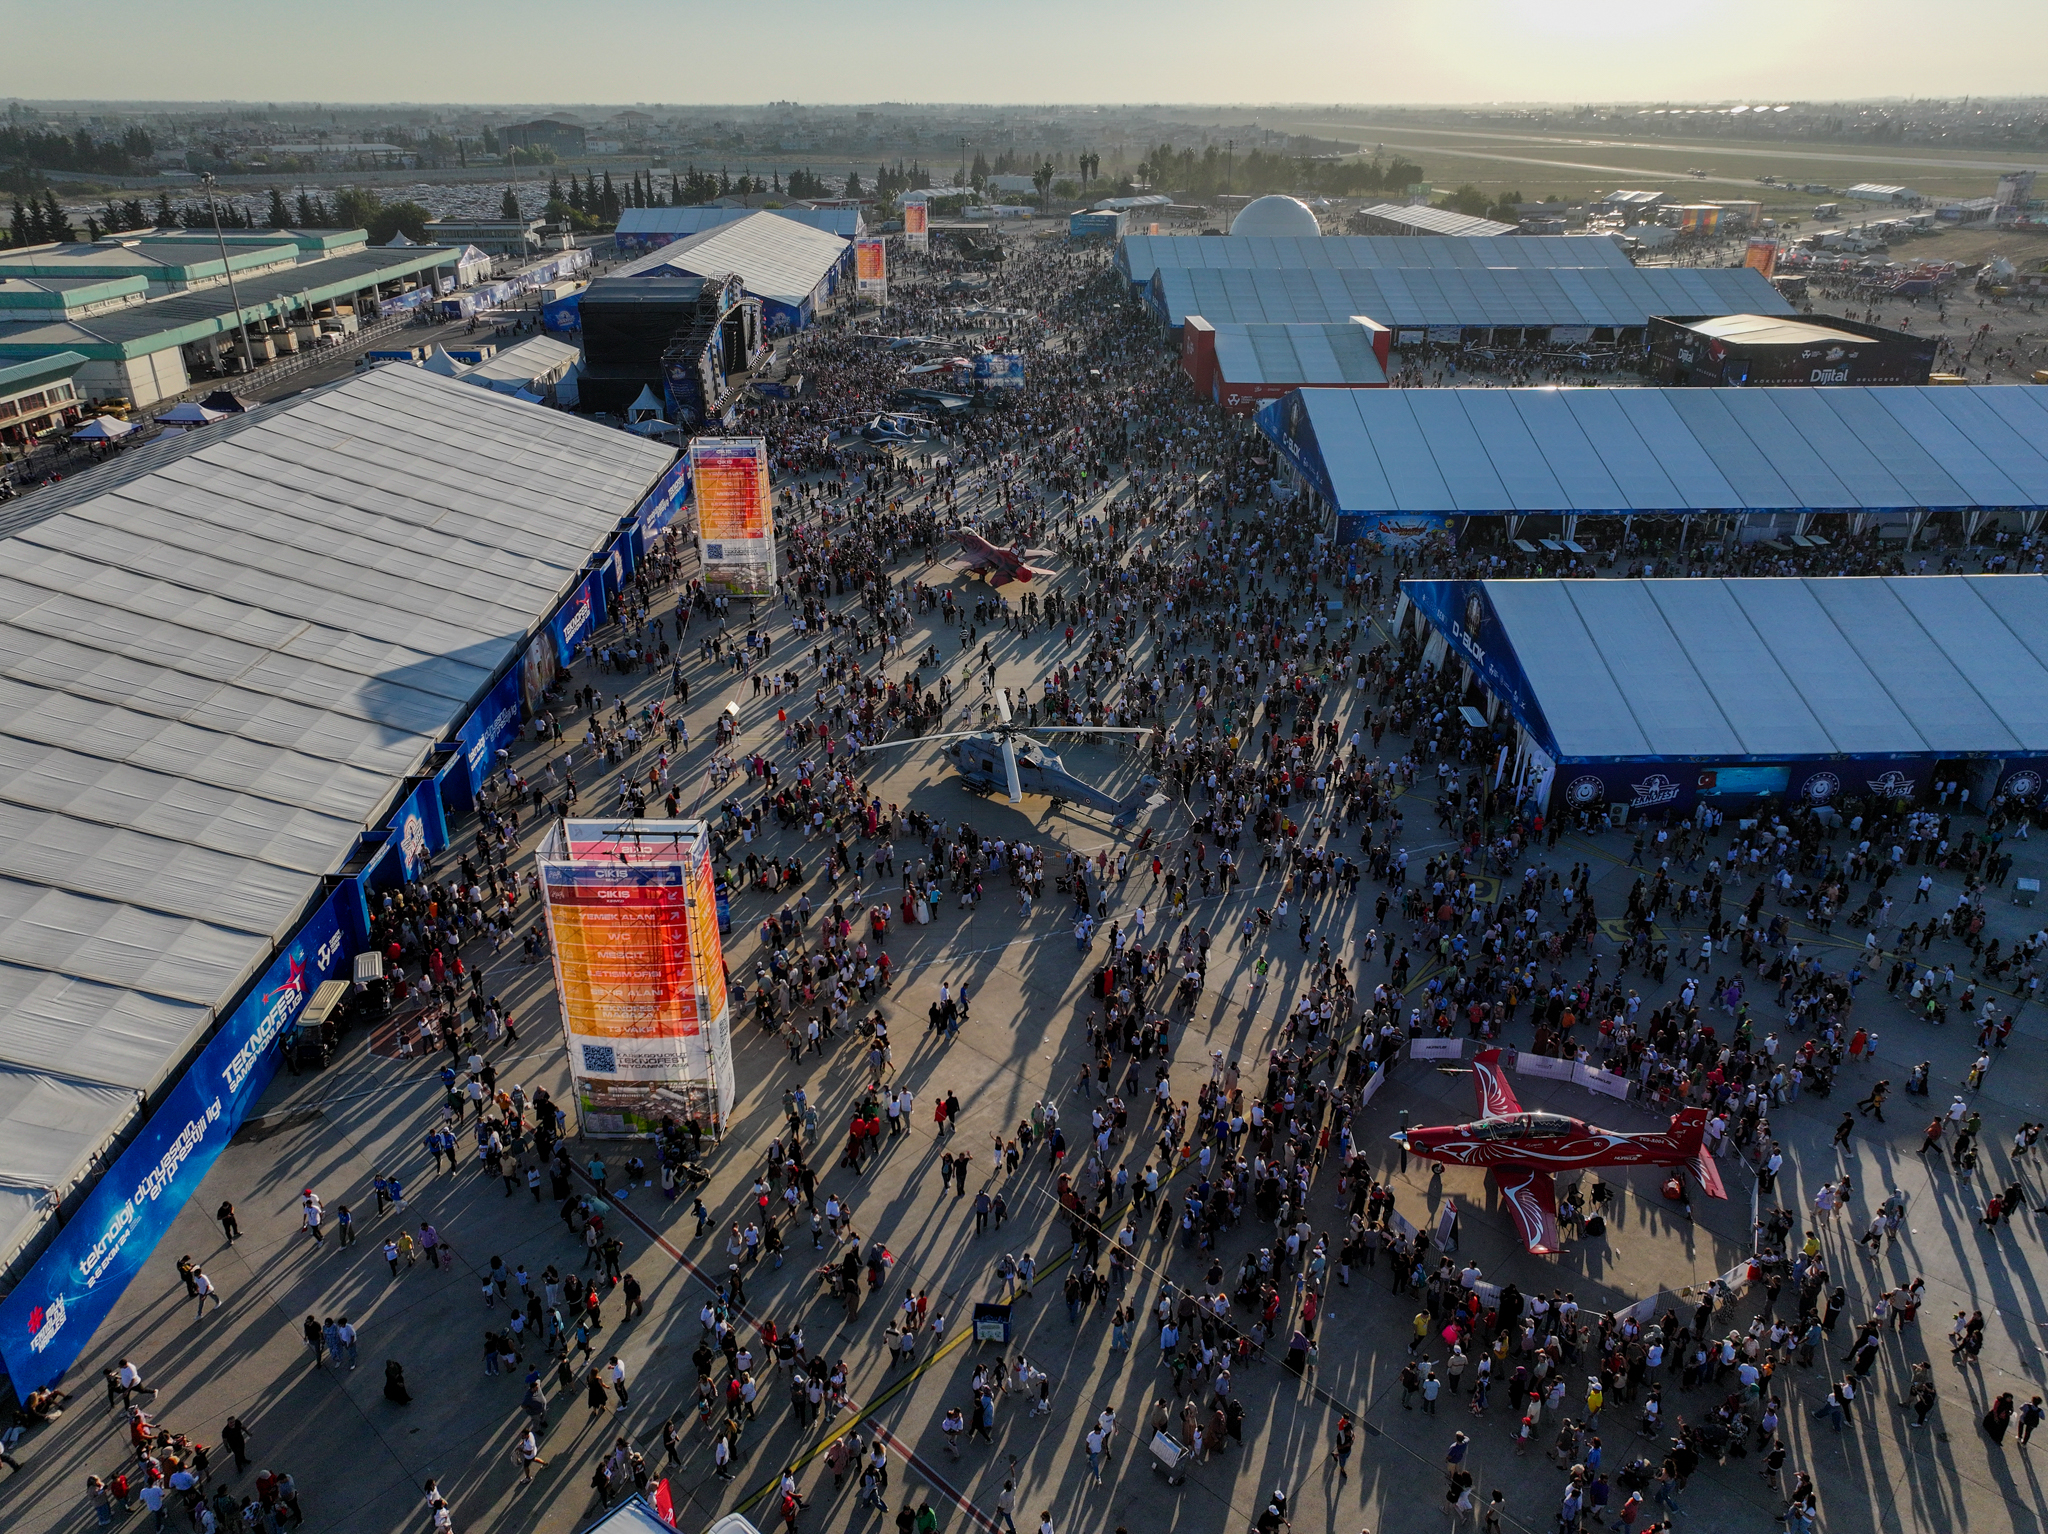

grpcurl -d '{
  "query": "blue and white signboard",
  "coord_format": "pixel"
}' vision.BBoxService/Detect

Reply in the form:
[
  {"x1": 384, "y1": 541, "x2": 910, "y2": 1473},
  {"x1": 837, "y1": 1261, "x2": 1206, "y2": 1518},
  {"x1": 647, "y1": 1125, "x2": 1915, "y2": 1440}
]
[
  {"x1": 974, "y1": 354, "x2": 1025, "y2": 389},
  {"x1": 635, "y1": 456, "x2": 692, "y2": 539},
  {"x1": 452, "y1": 670, "x2": 524, "y2": 802},
  {"x1": 0, "y1": 893, "x2": 352, "y2": 1389},
  {"x1": 548, "y1": 572, "x2": 606, "y2": 667}
]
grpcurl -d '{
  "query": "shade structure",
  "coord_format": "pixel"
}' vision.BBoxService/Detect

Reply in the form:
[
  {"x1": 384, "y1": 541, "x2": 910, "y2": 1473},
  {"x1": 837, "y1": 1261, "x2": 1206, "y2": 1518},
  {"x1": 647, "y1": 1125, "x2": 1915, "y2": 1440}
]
[
  {"x1": 69, "y1": 415, "x2": 135, "y2": 441},
  {"x1": 156, "y1": 401, "x2": 227, "y2": 425}
]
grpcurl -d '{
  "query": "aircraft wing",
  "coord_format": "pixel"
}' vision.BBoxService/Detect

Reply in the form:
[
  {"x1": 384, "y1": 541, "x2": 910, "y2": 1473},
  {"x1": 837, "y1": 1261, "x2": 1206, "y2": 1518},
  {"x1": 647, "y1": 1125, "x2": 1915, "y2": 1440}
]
[
  {"x1": 1471, "y1": 1047, "x2": 1521, "y2": 1120},
  {"x1": 1492, "y1": 1165, "x2": 1561, "y2": 1256}
]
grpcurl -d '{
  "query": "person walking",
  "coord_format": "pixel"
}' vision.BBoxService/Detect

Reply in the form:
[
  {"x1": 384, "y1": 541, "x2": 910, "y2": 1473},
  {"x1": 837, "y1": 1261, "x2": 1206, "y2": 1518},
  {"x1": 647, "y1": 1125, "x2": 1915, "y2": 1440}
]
[
  {"x1": 193, "y1": 1267, "x2": 221, "y2": 1318},
  {"x1": 514, "y1": 1427, "x2": 546, "y2": 1482}
]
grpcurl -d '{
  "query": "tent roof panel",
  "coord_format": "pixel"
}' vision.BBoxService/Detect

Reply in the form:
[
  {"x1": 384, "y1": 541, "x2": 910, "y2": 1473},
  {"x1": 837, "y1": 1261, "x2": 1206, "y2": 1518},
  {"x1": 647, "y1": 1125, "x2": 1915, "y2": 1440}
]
[{"x1": 1265, "y1": 385, "x2": 2048, "y2": 517}]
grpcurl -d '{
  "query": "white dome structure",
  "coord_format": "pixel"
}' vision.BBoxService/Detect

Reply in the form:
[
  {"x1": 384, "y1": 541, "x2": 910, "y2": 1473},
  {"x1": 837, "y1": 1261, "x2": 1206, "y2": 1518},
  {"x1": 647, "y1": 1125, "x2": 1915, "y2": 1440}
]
[{"x1": 1229, "y1": 194, "x2": 1321, "y2": 238}]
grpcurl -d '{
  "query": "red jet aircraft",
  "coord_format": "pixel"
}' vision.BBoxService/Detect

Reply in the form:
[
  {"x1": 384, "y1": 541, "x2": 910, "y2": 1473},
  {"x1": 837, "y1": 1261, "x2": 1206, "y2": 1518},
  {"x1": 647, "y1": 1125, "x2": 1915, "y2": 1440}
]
[
  {"x1": 948, "y1": 528, "x2": 1056, "y2": 587},
  {"x1": 1392, "y1": 1048, "x2": 1726, "y2": 1254}
]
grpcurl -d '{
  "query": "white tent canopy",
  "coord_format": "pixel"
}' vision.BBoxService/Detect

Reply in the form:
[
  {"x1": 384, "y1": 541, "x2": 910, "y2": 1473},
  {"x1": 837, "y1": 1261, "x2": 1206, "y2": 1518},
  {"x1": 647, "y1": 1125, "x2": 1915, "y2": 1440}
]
[
  {"x1": 69, "y1": 416, "x2": 136, "y2": 441},
  {"x1": 156, "y1": 401, "x2": 227, "y2": 425}
]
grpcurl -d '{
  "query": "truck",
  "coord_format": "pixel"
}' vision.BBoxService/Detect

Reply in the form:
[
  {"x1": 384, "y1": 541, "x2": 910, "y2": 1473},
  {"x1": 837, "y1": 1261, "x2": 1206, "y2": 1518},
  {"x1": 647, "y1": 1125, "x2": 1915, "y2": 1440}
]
[{"x1": 1812, "y1": 203, "x2": 1839, "y2": 221}]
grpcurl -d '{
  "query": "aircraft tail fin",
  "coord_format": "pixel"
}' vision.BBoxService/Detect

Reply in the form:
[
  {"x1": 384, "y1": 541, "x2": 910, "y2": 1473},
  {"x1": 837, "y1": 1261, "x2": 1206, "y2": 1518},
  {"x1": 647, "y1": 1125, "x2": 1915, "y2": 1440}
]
[{"x1": 1642, "y1": 1108, "x2": 1728, "y2": 1198}]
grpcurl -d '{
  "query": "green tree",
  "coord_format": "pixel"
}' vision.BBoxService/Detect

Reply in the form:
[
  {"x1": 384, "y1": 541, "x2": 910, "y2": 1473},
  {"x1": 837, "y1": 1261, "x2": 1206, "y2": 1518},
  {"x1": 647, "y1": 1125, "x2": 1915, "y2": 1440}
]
[
  {"x1": 500, "y1": 187, "x2": 522, "y2": 220},
  {"x1": 548, "y1": 172, "x2": 564, "y2": 206},
  {"x1": 266, "y1": 186, "x2": 291, "y2": 227},
  {"x1": 1032, "y1": 159, "x2": 1055, "y2": 211},
  {"x1": 9, "y1": 199, "x2": 31, "y2": 248},
  {"x1": 844, "y1": 168, "x2": 861, "y2": 199},
  {"x1": 155, "y1": 189, "x2": 176, "y2": 227},
  {"x1": 40, "y1": 189, "x2": 72, "y2": 242},
  {"x1": 365, "y1": 200, "x2": 429, "y2": 245},
  {"x1": 331, "y1": 186, "x2": 383, "y2": 232}
]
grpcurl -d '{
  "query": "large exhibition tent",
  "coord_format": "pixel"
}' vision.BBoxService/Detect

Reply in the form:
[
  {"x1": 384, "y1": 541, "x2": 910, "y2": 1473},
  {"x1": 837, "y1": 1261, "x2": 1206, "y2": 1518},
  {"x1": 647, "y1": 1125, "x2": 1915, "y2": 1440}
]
[
  {"x1": 0, "y1": 365, "x2": 674, "y2": 1274},
  {"x1": 1261, "y1": 384, "x2": 2048, "y2": 541},
  {"x1": 1145, "y1": 263, "x2": 1785, "y2": 332},
  {"x1": 1116, "y1": 231, "x2": 1631, "y2": 287},
  {"x1": 1400, "y1": 576, "x2": 2048, "y2": 820}
]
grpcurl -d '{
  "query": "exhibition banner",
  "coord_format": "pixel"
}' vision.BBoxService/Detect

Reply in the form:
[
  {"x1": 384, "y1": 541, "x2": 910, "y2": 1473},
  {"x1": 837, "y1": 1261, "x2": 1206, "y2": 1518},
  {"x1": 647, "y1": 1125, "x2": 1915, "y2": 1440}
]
[
  {"x1": 903, "y1": 203, "x2": 930, "y2": 252},
  {"x1": 1409, "y1": 1037, "x2": 1464, "y2": 1061},
  {"x1": 1744, "y1": 238, "x2": 1779, "y2": 280},
  {"x1": 1575, "y1": 1063, "x2": 1634, "y2": 1100},
  {"x1": 635, "y1": 455, "x2": 691, "y2": 538},
  {"x1": 548, "y1": 570, "x2": 606, "y2": 666},
  {"x1": 690, "y1": 437, "x2": 778, "y2": 595},
  {"x1": 974, "y1": 353, "x2": 1025, "y2": 389},
  {"x1": 1512, "y1": 1052, "x2": 1578, "y2": 1083},
  {"x1": 543, "y1": 862, "x2": 708, "y2": 1083},
  {"x1": 452, "y1": 670, "x2": 525, "y2": 802},
  {"x1": 0, "y1": 893, "x2": 351, "y2": 1388},
  {"x1": 854, "y1": 237, "x2": 888, "y2": 300}
]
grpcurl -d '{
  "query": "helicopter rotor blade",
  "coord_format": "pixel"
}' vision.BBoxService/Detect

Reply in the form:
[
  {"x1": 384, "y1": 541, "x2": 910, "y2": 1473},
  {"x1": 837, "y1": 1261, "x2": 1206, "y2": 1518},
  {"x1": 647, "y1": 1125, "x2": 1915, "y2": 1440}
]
[
  {"x1": 993, "y1": 687, "x2": 1012, "y2": 726},
  {"x1": 1001, "y1": 737, "x2": 1023, "y2": 804},
  {"x1": 1025, "y1": 726, "x2": 1155, "y2": 736},
  {"x1": 857, "y1": 730, "x2": 984, "y2": 751}
]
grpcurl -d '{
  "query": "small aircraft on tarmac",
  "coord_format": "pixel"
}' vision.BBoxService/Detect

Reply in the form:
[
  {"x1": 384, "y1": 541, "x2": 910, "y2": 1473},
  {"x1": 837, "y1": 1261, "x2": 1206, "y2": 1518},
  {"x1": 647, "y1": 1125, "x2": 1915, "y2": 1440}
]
[
  {"x1": 860, "y1": 686, "x2": 1160, "y2": 825},
  {"x1": 1391, "y1": 1048, "x2": 1725, "y2": 1255},
  {"x1": 948, "y1": 527, "x2": 1056, "y2": 586}
]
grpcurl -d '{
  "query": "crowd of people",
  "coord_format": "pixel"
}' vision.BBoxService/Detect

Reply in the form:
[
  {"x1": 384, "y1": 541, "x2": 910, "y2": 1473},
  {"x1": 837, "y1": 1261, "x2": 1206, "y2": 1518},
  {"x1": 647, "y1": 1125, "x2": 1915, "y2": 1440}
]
[{"x1": 64, "y1": 224, "x2": 2048, "y2": 1534}]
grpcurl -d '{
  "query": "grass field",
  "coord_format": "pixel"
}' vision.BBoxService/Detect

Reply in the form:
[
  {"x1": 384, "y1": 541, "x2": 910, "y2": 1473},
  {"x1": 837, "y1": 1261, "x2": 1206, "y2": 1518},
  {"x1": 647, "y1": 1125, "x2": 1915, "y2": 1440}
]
[{"x1": 1248, "y1": 113, "x2": 2042, "y2": 213}]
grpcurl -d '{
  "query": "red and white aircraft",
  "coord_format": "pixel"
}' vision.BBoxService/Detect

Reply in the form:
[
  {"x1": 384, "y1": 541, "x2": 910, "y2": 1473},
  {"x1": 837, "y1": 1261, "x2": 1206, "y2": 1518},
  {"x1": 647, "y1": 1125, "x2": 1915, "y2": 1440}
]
[
  {"x1": 1392, "y1": 1048, "x2": 1726, "y2": 1255},
  {"x1": 948, "y1": 528, "x2": 1056, "y2": 587}
]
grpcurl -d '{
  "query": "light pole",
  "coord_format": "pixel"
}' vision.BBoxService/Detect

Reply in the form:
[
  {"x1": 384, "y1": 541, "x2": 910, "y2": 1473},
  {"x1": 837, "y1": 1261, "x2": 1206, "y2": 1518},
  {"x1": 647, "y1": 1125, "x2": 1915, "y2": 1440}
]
[{"x1": 201, "y1": 173, "x2": 260, "y2": 377}]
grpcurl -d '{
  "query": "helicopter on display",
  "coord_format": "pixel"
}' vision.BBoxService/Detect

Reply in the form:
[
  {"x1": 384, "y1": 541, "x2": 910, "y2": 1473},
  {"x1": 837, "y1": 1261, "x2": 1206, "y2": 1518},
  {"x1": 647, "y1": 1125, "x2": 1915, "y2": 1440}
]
[
  {"x1": 1391, "y1": 1048, "x2": 1725, "y2": 1255},
  {"x1": 947, "y1": 527, "x2": 1057, "y2": 587},
  {"x1": 853, "y1": 412, "x2": 937, "y2": 444},
  {"x1": 860, "y1": 687, "x2": 1161, "y2": 826}
]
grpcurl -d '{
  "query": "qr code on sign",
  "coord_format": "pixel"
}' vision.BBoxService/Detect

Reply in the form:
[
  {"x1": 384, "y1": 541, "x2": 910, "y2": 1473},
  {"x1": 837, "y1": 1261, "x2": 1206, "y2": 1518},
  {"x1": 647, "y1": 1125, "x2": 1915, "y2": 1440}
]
[
  {"x1": 704, "y1": 543, "x2": 724, "y2": 559},
  {"x1": 581, "y1": 1045, "x2": 617, "y2": 1073}
]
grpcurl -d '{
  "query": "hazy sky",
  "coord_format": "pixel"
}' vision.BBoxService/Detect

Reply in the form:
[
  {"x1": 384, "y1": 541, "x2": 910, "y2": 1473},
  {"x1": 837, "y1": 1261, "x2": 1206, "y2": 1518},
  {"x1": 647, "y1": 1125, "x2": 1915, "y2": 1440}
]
[{"x1": 7, "y1": 0, "x2": 2044, "y2": 105}]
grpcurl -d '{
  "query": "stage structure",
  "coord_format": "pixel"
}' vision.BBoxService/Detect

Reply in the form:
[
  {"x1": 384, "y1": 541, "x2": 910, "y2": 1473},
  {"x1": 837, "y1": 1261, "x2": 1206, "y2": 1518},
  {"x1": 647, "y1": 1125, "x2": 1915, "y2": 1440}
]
[
  {"x1": 660, "y1": 273, "x2": 766, "y2": 428},
  {"x1": 538, "y1": 819, "x2": 734, "y2": 1137}
]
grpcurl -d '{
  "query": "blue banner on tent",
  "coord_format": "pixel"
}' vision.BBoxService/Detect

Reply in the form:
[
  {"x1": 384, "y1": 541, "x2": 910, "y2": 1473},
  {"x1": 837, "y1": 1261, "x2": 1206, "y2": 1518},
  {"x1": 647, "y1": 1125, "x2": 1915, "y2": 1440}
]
[
  {"x1": 635, "y1": 456, "x2": 690, "y2": 538},
  {"x1": 0, "y1": 892, "x2": 352, "y2": 1389},
  {"x1": 452, "y1": 670, "x2": 524, "y2": 803},
  {"x1": 389, "y1": 779, "x2": 448, "y2": 885},
  {"x1": 549, "y1": 572, "x2": 606, "y2": 667}
]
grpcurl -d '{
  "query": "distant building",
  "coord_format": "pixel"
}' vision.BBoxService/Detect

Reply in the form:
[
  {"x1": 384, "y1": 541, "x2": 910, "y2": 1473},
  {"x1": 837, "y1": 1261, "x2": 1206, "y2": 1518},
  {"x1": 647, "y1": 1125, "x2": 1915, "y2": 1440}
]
[
  {"x1": 502, "y1": 119, "x2": 587, "y2": 156},
  {"x1": 1648, "y1": 313, "x2": 1936, "y2": 388},
  {"x1": 0, "y1": 350, "x2": 88, "y2": 450},
  {"x1": 423, "y1": 218, "x2": 552, "y2": 260},
  {"x1": 1843, "y1": 183, "x2": 1920, "y2": 206},
  {"x1": 1350, "y1": 202, "x2": 1514, "y2": 238},
  {"x1": 1595, "y1": 190, "x2": 1666, "y2": 219}
]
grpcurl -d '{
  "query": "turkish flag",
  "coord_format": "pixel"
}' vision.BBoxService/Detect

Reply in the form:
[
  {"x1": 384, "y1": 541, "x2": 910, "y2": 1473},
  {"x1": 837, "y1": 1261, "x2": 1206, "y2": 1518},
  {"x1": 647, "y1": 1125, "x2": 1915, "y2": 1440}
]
[{"x1": 653, "y1": 1480, "x2": 675, "y2": 1527}]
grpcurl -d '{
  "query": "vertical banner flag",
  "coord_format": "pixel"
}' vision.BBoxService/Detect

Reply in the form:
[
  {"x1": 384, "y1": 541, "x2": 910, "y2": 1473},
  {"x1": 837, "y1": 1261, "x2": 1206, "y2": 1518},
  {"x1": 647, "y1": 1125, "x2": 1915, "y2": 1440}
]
[
  {"x1": 689, "y1": 436, "x2": 777, "y2": 594},
  {"x1": 903, "y1": 202, "x2": 930, "y2": 252},
  {"x1": 1744, "y1": 238, "x2": 1779, "y2": 279},
  {"x1": 854, "y1": 237, "x2": 888, "y2": 301}
]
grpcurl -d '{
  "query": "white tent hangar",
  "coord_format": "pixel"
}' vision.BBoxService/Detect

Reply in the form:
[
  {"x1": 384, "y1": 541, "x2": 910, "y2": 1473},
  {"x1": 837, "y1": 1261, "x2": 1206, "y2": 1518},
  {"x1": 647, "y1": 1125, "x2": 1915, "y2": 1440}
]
[
  {"x1": 0, "y1": 366, "x2": 674, "y2": 1274},
  {"x1": 608, "y1": 209, "x2": 851, "y2": 330}
]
